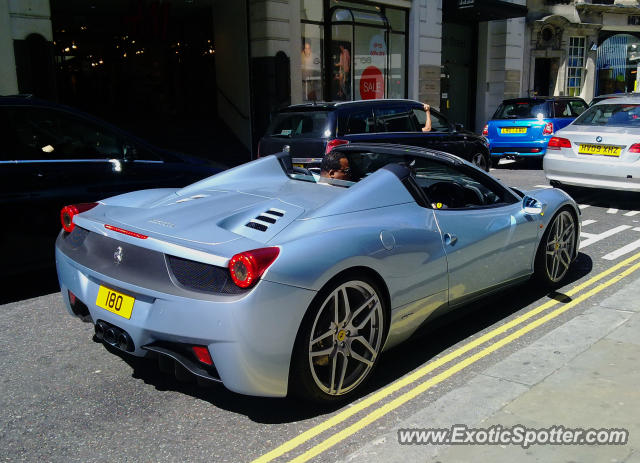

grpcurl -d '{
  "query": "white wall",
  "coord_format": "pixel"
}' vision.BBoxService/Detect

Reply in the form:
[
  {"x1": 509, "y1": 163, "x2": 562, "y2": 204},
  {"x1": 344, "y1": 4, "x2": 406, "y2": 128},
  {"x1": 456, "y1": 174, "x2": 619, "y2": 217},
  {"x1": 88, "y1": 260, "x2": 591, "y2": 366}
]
[
  {"x1": 409, "y1": 0, "x2": 442, "y2": 107},
  {"x1": 475, "y1": 15, "x2": 526, "y2": 130},
  {"x1": 0, "y1": 0, "x2": 52, "y2": 95},
  {"x1": 8, "y1": 0, "x2": 52, "y2": 41},
  {"x1": 0, "y1": 0, "x2": 18, "y2": 95}
]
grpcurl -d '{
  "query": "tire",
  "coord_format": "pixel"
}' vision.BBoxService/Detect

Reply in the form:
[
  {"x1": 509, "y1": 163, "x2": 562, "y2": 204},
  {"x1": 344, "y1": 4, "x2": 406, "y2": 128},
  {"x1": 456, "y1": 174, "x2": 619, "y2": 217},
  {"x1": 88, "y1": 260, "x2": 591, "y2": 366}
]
[
  {"x1": 534, "y1": 208, "x2": 577, "y2": 287},
  {"x1": 289, "y1": 273, "x2": 389, "y2": 403},
  {"x1": 490, "y1": 157, "x2": 500, "y2": 168},
  {"x1": 471, "y1": 152, "x2": 489, "y2": 172}
]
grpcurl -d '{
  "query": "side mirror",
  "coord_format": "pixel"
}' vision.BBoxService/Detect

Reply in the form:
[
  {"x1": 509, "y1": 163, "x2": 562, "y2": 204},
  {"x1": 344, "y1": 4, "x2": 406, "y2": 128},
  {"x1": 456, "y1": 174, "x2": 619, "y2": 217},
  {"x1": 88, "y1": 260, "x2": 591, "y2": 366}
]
[
  {"x1": 455, "y1": 123, "x2": 464, "y2": 131},
  {"x1": 523, "y1": 195, "x2": 545, "y2": 215}
]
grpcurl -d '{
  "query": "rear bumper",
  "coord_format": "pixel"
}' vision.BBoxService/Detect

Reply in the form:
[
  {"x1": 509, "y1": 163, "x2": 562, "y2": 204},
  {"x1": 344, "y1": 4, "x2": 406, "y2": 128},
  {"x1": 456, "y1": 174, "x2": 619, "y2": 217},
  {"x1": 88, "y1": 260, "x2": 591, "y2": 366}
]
[
  {"x1": 489, "y1": 139, "x2": 549, "y2": 158},
  {"x1": 544, "y1": 152, "x2": 640, "y2": 191},
  {"x1": 55, "y1": 245, "x2": 316, "y2": 397}
]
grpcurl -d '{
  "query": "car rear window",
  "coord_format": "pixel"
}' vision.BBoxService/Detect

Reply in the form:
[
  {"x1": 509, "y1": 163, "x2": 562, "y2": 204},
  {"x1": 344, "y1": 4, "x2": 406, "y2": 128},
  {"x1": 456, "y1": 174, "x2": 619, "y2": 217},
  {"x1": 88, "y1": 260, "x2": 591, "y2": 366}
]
[
  {"x1": 266, "y1": 111, "x2": 331, "y2": 138},
  {"x1": 493, "y1": 100, "x2": 550, "y2": 119},
  {"x1": 553, "y1": 99, "x2": 588, "y2": 117},
  {"x1": 573, "y1": 103, "x2": 640, "y2": 127}
]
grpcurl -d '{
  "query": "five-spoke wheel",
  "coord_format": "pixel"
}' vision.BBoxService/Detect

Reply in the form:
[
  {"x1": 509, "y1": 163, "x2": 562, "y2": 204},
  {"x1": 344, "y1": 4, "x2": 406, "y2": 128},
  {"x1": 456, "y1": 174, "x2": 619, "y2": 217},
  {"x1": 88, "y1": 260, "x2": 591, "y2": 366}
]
[
  {"x1": 291, "y1": 276, "x2": 387, "y2": 402},
  {"x1": 535, "y1": 209, "x2": 577, "y2": 285}
]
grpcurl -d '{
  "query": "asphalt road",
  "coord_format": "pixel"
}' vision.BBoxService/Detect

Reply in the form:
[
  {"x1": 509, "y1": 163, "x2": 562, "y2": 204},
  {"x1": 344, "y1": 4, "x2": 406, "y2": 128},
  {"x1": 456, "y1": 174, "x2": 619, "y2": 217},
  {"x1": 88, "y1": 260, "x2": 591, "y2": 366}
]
[{"x1": 2, "y1": 162, "x2": 640, "y2": 463}]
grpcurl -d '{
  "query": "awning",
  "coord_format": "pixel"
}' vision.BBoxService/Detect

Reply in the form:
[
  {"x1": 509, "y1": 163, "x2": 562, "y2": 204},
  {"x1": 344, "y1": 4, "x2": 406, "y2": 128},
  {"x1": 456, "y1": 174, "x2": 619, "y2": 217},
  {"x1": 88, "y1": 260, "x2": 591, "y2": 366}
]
[{"x1": 443, "y1": 0, "x2": 528, "y2": 23}]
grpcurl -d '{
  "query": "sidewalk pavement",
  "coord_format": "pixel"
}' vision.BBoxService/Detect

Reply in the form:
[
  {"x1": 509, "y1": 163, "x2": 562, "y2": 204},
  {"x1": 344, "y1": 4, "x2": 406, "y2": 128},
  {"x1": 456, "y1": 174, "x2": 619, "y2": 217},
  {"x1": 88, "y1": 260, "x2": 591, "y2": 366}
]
[{"x1": 344, "y1": 277, "x2": 640, "y2": 463}]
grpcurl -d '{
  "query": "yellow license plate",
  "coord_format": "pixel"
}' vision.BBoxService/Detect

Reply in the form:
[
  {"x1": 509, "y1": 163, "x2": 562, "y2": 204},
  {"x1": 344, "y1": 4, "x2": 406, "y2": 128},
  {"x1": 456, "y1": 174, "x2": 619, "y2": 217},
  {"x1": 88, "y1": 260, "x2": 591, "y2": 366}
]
[
  {"x1": 501, "y1": 127, "x2": 527, "y2": 134},
  {"x1": 293, "y1": 163, "x2": 305, "y2": 168},
  {"x1": 578, "y1": 144, "x2": 621, "y2": 157},
  {"x1": 96, "y1": 286, "x2": 135, "y2": 319}
]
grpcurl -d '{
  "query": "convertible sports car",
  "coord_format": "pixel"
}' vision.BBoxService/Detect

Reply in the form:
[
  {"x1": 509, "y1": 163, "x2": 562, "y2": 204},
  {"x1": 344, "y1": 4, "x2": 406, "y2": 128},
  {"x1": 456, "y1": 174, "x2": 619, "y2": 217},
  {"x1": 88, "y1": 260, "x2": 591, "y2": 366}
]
[{"x1": 55, "y1": 144, "x2": 580, "y2": 402}]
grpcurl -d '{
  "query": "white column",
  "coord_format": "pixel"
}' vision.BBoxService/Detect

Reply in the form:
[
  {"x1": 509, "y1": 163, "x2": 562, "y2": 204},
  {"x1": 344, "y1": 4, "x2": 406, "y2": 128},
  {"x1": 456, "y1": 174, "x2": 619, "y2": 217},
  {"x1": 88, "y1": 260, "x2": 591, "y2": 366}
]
[
  {"x1": 0, "y1": 0, "x2": 19, "y2": 94},
  {"x1": 289, "y1": 0, "x2": 302, "y2": 104},
  {"x1": 410, "y1": 0, "x2": 442, "y2": 107},
  {"x1": 476, "y1": 16, "x2": 525, "y2": 130}
]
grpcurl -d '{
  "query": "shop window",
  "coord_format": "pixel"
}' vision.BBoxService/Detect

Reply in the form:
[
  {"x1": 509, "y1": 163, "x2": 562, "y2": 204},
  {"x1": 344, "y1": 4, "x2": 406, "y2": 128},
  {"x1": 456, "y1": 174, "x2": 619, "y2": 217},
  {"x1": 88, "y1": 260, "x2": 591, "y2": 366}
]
[
  {"x1": 331, "y1": 23, "x2": 353, "y2": 100},
  {"x1": 388, "y1": 31, "x2": 405, "y2": 99},
  {"x1": 301, "y1": 24, "x2": 324, "y2": 102},
  {"x1": 325, "y1": 3, "x2": 406, "y2": 102},
  {"x1": 567, "y1": 37, "x2": 585, "y2": 96},
  {"x1": 596, "y1": 34, "x2": 640, "y2": 96}
]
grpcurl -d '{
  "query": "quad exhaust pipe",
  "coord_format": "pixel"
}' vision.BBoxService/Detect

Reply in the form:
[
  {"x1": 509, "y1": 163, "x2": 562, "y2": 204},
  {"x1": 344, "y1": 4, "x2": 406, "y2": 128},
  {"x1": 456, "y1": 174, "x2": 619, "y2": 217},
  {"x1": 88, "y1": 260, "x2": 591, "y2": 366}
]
[{"x1": 94, "y1": 321, "x2": 134, "y2": 352}]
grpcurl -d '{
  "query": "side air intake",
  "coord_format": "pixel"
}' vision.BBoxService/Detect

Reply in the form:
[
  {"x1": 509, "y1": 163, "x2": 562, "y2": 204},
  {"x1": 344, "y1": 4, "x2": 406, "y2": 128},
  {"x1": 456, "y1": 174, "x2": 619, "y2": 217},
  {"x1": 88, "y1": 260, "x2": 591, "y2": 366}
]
[{"x1": 244, "y1": 208, "x2": 285, "y2": 232}]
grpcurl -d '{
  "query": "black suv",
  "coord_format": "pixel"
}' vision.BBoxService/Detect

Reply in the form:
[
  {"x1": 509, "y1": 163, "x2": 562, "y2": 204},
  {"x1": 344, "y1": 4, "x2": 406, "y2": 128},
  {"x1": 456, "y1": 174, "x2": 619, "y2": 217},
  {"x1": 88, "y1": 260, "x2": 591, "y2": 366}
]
[{"x1": 258, "y1": 99, "x2": 491, "y2": 171}]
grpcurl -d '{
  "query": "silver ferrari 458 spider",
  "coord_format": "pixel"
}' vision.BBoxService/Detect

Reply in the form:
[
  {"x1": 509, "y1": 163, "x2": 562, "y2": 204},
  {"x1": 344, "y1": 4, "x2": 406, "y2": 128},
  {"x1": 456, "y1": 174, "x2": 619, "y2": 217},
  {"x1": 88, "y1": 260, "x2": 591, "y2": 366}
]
[{"x1": 56, "y1": 144, "x2": 580, "y2": 402}]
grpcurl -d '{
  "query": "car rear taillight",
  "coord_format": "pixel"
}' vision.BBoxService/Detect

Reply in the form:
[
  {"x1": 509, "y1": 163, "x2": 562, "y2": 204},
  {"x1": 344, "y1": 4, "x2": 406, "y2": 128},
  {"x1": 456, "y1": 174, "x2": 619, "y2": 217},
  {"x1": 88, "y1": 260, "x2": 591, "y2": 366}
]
[
  {"x1": 482, "y1": 124, "x2": 488, "y2": 136},
  {"x1": 628, "y1": 143, "x2": 640, "y2": 153},
  {"x1": 60, "y1": 203, "x2": 98, "y2": 233},
  {"x1": 228, "y1": 247, "x2": 280, "y2": 288},
  {"x1": 192, "y1": 346, "x2": 213, "y2": 365},
  {"x1": 547, "y1": 137, "x2": 572, "y2": 150},
  {"x1": 325, "y1": 138, "x2": 349, "y2": 154},
  {"x1": 542, "y1": 122, "x2": 554, "y2": 135}
]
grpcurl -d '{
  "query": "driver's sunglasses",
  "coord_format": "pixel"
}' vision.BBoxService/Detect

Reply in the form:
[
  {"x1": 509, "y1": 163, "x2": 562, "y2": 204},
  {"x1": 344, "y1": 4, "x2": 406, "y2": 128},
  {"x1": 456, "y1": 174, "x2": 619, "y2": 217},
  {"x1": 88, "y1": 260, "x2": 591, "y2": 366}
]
[{"x1": 340, "y1": 167, "x2": 351, "y2": 175}]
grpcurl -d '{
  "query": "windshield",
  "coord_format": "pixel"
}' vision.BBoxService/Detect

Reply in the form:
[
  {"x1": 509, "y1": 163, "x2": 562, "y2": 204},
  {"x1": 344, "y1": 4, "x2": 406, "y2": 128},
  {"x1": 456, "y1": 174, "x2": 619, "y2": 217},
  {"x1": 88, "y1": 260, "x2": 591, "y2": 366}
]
[
  {"x1": 493, "y1": 100, "x2": 550, "y2": 119},
  {"x1": 266, "y1": 111, "x2": 331, "y2": 138},
  {"x1": 284, "y1": 151, "x2": 509, "y2": 207},
  {"x1": 284, "y1": 151, "x2": 415, "y2": 187},
  {"x1": 283, "y1": 151, "x2": 506, "y2": 205},
  {"x1": 573, "y1": 103, "x2": 640, "y2": 127}
]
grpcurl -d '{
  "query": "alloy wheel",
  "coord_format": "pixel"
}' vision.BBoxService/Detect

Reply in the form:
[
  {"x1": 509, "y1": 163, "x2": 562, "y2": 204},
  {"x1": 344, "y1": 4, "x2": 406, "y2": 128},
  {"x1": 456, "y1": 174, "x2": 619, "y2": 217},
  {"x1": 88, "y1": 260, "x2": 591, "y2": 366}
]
[
  {"x1": 544, "y1": 210, "x2": 576, "y2": 283},
  {"x1": 307, "y1": 281, "x2": 384, "y2": 396}
]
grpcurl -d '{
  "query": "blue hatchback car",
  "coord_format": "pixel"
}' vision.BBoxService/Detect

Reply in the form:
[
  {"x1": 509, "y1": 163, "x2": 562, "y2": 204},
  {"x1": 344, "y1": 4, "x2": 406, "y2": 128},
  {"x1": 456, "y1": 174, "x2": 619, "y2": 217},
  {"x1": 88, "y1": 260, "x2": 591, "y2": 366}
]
[{"x1": 483, "y1": 97, "x2": 588, "y2": 166}]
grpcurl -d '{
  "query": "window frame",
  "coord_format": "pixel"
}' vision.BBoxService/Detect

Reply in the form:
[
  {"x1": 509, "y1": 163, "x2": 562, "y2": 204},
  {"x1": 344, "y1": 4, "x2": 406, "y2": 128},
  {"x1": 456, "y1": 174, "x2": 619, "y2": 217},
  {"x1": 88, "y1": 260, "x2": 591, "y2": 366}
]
[{"x1": 566, "y1": 37, "x2": 586, "y2": 97}]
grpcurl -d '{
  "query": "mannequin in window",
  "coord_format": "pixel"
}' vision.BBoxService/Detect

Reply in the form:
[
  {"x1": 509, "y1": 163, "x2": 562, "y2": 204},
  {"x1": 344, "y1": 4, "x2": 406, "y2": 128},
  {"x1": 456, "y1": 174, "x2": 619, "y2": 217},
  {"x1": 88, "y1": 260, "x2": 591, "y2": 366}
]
[{"x1": 422, "y1": 103, "x2": 432, "y2": 132}]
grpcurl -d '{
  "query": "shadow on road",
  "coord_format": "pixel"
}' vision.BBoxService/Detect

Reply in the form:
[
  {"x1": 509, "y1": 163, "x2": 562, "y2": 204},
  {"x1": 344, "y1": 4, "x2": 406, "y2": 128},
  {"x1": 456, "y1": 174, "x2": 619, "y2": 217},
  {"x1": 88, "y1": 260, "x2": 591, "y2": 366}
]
[
  {"x1": 106, "y1": 252, "x2": 593, "y2": 423},
  {"x1": 1, "y1": 267, "x2": 60, "y2": 305},
  {"x1": 492, "y1": 159, "x2": 542, "y2": 170},
  {"x1": 558, "y1": 185, "x2": 640, "y2": 211}
]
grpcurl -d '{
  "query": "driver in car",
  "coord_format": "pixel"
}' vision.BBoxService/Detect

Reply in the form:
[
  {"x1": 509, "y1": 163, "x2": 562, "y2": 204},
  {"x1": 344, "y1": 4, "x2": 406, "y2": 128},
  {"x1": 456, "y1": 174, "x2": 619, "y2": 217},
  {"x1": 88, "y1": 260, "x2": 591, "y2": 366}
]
[{"x1": 320, "y1": 151, "x2": 352, "y2": 182}]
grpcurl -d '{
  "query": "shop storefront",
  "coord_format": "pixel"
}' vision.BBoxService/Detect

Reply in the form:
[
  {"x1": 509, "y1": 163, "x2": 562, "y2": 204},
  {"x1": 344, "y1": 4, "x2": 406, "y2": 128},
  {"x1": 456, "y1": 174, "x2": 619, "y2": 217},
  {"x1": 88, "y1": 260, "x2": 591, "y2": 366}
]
[
  {"x1": 300, "y1": 0, "x2": 407, "y2": 103},
  {"x1": 596, "y1": 33, "x2": 640, "y2": 96}
]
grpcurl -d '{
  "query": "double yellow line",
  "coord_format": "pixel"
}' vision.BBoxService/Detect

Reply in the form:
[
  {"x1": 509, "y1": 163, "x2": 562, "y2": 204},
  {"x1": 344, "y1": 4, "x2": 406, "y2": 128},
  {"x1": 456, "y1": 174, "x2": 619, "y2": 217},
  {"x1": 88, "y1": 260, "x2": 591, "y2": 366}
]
[{"x1": 253, "y1": 251, "x2": 640, "y2": 463}]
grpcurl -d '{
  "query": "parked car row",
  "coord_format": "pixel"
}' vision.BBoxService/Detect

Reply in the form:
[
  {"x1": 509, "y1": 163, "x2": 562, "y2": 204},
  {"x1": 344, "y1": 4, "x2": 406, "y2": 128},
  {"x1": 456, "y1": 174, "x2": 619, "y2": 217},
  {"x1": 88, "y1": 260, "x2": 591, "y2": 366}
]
[
  {"x1": 0, "y1": 95, "x2": 222, "y2": 276},
  {"x1": 6, "y1": 91, "x2": 639, "y2": 282}
]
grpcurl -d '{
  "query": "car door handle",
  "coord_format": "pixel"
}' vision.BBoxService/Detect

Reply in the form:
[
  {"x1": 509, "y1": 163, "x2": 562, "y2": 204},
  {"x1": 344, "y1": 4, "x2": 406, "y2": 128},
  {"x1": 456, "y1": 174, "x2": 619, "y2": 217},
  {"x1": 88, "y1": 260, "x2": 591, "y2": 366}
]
[{"x1": 444, "y1": 233, "x2": 458, "y2": 246}]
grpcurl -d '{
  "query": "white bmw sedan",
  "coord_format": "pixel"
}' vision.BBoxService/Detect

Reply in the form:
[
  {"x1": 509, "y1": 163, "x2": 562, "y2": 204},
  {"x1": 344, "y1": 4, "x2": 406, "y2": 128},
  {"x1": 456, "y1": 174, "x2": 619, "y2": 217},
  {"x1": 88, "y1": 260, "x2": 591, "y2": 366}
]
[{"x1": 544, "y1": 97, "x2": 640, "y2": 191}]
